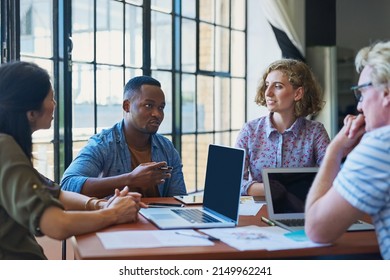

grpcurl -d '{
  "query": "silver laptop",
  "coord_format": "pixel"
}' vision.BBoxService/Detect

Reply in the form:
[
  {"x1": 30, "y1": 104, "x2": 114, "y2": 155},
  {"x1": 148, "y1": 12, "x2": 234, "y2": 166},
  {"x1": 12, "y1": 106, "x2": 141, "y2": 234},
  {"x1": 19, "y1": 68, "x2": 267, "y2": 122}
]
[
  {"x1": 262, "y1": 167, "x2": 375, "y2": 232},
  {"x1": 140, "y1": 144, "x2": 245, "y2": 229}
]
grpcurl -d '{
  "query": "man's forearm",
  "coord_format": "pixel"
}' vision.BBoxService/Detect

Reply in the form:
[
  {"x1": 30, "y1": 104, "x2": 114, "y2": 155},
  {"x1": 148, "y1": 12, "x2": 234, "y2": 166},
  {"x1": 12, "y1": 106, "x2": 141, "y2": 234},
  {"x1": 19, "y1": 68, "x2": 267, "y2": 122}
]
[
  {"x1": 82, "y1": 175, "x2": 128, "y2": 198},
  {"x1": 305, "y1": 142, "x2": 344, "y2": 212}
]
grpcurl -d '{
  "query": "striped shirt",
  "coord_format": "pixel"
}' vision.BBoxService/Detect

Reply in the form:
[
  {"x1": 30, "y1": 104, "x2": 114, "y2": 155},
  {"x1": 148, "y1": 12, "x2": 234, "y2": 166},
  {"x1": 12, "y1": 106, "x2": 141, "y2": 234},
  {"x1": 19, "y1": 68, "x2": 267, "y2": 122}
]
[{"x1": 334, "y1": 125, "x2": 390, "y2": 259}]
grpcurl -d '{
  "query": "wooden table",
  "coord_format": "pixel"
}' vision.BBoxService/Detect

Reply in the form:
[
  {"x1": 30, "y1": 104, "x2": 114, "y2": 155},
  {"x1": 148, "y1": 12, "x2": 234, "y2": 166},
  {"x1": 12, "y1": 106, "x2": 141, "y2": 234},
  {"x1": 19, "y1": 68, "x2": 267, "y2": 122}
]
[{"x1": 72, "y1": 197, "x2": 380, "y2": 260}]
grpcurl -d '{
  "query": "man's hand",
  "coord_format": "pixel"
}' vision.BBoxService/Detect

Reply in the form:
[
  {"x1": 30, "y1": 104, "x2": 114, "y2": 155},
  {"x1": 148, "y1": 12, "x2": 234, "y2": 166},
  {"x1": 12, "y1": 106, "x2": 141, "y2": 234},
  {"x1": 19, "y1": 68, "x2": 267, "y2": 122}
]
[
  {"x1": 333, "y1": 114, "x2": 366, "y2": 158},
  {"x1": 126, "y1": 162, "x2": 172, "y2": 191}
]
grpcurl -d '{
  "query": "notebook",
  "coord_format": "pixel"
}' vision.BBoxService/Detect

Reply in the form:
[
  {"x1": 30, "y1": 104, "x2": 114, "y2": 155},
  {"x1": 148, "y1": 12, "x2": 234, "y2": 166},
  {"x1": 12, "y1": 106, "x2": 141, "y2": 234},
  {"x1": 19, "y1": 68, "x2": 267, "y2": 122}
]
[
  {"x1": 174, "y1": 194, "x2": 204, "y2": 205},
  {"x1": 262, "y1": 167, "x2": 375, "y2": 232},
  {"x1": 139, "y1": 144, "x2": 245, "y2": 229}
]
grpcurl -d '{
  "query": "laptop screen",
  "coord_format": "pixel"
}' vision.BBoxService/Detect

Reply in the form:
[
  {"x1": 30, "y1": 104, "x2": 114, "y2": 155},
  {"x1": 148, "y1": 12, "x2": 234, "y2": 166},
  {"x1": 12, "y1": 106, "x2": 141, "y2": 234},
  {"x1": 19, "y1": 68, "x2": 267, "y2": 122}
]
[
  {"x1": 265, "y1": 168, "x2": 317, "y2": 215},
  {"x1": 202, "y1": 145, "x2": 245, "y2": 222}
]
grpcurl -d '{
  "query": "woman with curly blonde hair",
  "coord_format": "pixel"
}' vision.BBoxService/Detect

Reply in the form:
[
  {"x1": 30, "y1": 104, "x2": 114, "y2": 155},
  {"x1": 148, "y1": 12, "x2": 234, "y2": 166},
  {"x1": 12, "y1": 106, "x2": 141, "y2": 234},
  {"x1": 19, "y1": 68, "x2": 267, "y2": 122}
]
[{"x1": 235, "y1": 59, "x2": 330, "y2": 196}]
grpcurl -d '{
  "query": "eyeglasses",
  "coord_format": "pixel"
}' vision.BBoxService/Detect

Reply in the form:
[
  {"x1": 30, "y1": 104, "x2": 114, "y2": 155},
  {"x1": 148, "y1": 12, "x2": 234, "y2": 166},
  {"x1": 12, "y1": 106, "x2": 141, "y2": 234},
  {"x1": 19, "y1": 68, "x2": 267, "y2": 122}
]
[{"x1": 350, "y1": 82, "x2": 373, "y2": 102}]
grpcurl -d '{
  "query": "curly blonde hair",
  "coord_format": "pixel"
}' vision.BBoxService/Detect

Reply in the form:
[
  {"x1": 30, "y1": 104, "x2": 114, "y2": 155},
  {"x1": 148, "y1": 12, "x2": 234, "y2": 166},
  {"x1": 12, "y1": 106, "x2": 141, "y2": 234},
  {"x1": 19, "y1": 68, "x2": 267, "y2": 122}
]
[{"x1": 255, "y1": 59, "x2": 325, "y2": 117}]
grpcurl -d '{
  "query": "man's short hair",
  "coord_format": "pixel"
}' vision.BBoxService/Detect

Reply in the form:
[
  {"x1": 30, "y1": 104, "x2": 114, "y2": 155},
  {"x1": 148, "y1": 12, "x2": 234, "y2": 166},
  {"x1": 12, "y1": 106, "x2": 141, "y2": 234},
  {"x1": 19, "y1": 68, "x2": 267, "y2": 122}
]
[{"x1": 123, "y1": 75, "x2": 161, "y2": 100}]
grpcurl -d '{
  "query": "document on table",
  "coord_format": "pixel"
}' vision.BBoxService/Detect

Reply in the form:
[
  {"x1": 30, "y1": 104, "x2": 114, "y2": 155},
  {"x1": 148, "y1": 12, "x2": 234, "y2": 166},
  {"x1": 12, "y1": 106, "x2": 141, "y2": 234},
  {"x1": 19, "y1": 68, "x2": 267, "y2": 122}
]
[
  {"x1": 96, "y1": 230, "x2": 214, "y2": 250},
  {"x1": 239, "y1": 196, "x2": 265, "y2": 216},
  {"x1": 200, "y1": 226, "x2": 329, "y2": 251}
]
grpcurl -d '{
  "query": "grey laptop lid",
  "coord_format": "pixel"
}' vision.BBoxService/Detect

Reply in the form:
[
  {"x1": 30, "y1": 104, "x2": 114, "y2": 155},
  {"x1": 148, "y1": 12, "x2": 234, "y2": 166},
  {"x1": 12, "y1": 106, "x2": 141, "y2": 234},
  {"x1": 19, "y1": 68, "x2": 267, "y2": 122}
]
[
  {"x1": 262, "y1": 167, "x2": 374, "y2": 232},
  {"x1": 139, "y1": 144, "x2": 245, "y2": 229}
]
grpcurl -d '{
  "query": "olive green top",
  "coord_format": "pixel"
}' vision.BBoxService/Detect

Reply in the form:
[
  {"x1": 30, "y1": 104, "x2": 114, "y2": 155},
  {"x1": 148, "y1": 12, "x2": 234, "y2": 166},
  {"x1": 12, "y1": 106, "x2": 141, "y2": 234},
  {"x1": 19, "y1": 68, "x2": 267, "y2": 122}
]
[{"x1": 0, "y1": 134, "x2": 63, "y2": 260}]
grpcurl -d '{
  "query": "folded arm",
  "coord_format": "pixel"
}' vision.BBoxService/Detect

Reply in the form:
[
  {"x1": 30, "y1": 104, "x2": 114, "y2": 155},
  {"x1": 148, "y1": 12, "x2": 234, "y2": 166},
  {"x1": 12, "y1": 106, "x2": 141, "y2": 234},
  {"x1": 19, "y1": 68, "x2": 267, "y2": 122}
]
[{"x1": 305, "y1": 114, "x2": 366, "y2": 243}]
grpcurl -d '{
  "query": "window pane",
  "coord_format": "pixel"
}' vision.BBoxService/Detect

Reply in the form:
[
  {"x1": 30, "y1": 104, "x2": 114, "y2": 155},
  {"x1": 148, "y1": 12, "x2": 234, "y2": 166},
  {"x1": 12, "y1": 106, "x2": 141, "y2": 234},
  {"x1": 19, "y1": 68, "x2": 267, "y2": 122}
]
[
  {"x1": 231, "y1": 30, "x2": 245, "y2": 77},
  {"x1": 96, "y1": 65, "x2": 124, "y2": 128},
  {"x1": 151, "y1": 71, "x2": 172, "y2": 134},
  {"x1": 182, "y1": 19, "x2": 196, "y2": 72},
  {"x1": 20, "y1": 0, "x2": 53, "y2": 57},
  {"x1": 231, "y1": 0, "x2": 246, "y2": 30},
  {"x1": 125, "y1": 4, "x2": 143, "y2": 67},
  {"x1": 197, "y1": 133, "x2": 213, "y2": 191},
  {"x1": 215, "y1": 26, "x2": 229, "y2": 72},
  {"x1": 125, "y1": 0, "x2": 143, "y2": 5},
  {"x1": 214, "y1": 132, "x2": 231, "y2": 146},
  {"x1": 231, "y1": 78, "x2": 245, "y2": 129},
  {"x1": 231, "y1": 130, "x2": 239, "y2": 146},
  {"x1": 197, "y1": 76, "x2": 214, "y2": 132},
  {"x1": 72, "y1": 140, "x2": 88, "y2": 160},
  {"x1": 182, "y1": 134, "x2": 196, "y2": 193},
  {"x1": 32, "y1": 141, "x2": 54, "y2": 180},
  {"x1": 199, "y1": 0, "x2": 214, "y2": 23},
  {"x1": 72, "y1": 0, "x2": 94, "y2": 62},
  {"x1": 125, "y1": 68, "x2": 143, "y2": 81},
  {"x1": 151, "y1": 0, "x2": 172, "y2": 13},
  {"x1": 214, "y1": 77, "x2": 230, "y2": 131},
  {"x1": 151, "y1": 11, "x2": 172, "y2": 69},
  {"x1": 25, "y1": 58, "x2": 54, "y2": 180},
  {"x1": 182, "y1": 0, "x2": 196, "y2": 18},
  {"x1": 199, "y1": 23, "x2": 214, "y2": 71},
  {"x1": 72, "y1": 63, "x2": 95, "y2": 137},
  {"x1": 96, "y1": 0, "x2": 123, "y2": 65},
  {"x1": 215, "y1": 0, "x2": 229, "y2": 26},
  {"x1": 182, "y1": 74, "x2": 196, "y2": 133}
]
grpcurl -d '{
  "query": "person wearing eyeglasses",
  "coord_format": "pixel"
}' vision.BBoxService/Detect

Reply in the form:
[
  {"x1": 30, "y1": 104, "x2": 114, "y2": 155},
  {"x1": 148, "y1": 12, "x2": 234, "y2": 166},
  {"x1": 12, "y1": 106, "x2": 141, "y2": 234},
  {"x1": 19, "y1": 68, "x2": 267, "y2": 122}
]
[
  {"x1": 0, "y1": 61, "x2": 145, "y2": 259},
  {"x1": 305, "y1": 41, "x2": 390, "y2": 259},
  {"x1": 60, "y1": 76, "x2": 187, "y2": 198},
  {"x1": 235, "y1": 59, "x2": 330, "y2": 196}
]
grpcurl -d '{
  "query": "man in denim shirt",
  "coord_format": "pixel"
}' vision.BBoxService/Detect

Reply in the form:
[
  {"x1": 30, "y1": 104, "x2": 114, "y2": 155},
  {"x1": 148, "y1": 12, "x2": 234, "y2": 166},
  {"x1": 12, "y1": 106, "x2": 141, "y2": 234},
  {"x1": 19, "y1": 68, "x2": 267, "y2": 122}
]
[{"x1": 61, "y1": 76, "x2": 187, "y2": 198}]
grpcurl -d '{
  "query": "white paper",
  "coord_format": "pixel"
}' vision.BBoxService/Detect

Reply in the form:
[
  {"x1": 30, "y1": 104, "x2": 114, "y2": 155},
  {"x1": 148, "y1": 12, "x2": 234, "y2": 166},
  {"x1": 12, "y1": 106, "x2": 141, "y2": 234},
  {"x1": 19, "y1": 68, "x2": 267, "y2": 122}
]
[
  {"x1": 200, "y1": 226, "x2": 328, "y2": 251},
  {"x1": 238, "y1": 201, "x2": 265, "y2": 216},
  {"x1": 96, "y1": 229, "x2": 214, "y2": 250}
]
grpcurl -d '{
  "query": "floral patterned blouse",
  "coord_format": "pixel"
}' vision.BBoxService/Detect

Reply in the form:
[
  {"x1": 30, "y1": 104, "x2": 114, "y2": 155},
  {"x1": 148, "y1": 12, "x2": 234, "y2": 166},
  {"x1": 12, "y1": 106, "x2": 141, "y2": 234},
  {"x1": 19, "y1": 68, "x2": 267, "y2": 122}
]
[{"x1": 235, "y1": 113, "x2": 330, "y2": 195}]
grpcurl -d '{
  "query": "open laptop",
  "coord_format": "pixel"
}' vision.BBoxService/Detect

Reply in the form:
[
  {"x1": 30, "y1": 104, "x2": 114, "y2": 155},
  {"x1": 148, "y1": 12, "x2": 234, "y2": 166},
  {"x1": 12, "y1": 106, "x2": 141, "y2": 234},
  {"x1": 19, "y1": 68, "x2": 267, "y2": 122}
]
[
  {"x1": 262, "y1": 167, "x2": 375, "y2": 232},
  {"x1": 140, "y1": 144, "x2": 245, "y2": 229}
]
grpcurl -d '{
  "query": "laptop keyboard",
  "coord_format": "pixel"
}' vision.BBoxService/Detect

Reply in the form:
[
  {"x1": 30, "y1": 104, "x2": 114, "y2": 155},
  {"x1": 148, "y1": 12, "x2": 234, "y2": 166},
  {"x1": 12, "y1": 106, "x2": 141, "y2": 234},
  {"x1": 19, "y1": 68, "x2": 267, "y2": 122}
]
[
  {"x1": 172, "y1": 209, "x2": 221, "y2": 224},
  {"x1": 278, "y1": 219, "x2": 305, "y2": 227}
]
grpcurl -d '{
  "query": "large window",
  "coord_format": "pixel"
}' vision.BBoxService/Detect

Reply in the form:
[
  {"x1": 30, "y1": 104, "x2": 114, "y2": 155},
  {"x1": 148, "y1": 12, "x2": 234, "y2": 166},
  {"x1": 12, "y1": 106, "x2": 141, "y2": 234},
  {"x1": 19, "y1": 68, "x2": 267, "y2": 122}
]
[
  {"x1": 20, "y1": 0, "x2": 55, "y2": 179},
  {"x1": 17, "y1": 0, "x2": 247, "y2": 193}
]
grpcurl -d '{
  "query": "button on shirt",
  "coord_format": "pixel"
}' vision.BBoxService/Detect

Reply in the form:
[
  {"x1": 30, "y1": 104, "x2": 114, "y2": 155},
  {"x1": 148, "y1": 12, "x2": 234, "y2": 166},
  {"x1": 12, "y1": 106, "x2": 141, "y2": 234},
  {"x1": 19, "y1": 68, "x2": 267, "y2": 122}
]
[
  {"x1": 60, "y1": 121, "x2": 187, "y2": 197},
  {"x1": 235, "y1": 114, "x2": 330, "y2": 195}
]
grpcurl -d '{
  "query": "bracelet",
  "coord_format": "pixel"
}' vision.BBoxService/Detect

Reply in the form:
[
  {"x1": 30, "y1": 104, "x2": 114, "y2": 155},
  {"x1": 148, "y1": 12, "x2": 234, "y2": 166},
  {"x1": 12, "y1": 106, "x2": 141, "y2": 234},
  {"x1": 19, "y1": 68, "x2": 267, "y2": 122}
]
[
  {"x1": 92, "y1": 199, "x2": 107, "y2": 210},
  {"x1": 84, "y1": 197, "x2": 98, "y2": 210}
]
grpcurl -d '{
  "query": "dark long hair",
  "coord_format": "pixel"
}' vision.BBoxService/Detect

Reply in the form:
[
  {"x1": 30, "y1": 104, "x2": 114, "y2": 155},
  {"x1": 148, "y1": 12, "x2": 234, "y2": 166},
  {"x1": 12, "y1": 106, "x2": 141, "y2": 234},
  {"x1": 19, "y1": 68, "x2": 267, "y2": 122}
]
[{"x1": 0, "y1": 61, "x2": 51, "y2": 159}]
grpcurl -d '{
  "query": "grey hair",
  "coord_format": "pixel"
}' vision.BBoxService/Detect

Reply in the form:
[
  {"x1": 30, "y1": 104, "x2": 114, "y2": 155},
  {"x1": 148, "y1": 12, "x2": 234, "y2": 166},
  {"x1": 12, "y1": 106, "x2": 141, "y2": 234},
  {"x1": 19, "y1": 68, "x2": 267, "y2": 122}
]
[{"x1": 355, "y1": 41, "x2": 390, "y2": 87}]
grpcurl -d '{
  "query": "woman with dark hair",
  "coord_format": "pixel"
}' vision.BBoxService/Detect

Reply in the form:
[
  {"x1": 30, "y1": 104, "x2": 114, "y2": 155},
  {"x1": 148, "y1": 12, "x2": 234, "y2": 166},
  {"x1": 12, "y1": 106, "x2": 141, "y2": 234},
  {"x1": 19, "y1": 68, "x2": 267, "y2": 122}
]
[
  {"x1": 0, "y1": 61, "x2": 144, "y2": 260},
  {"x1": 235, "y1": 59, "x2": 330, "y2": 196}
]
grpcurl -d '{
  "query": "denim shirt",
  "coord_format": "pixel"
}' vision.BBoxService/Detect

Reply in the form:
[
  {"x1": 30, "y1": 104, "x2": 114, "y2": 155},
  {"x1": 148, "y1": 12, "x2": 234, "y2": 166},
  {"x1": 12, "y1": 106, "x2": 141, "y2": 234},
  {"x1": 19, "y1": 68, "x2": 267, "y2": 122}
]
[
  {"x1": 235, "y1": 114, "x2": 330, "y2": 195},
  {"x1": 60, "y1": 121, "x2": 187, "y2": 197}
]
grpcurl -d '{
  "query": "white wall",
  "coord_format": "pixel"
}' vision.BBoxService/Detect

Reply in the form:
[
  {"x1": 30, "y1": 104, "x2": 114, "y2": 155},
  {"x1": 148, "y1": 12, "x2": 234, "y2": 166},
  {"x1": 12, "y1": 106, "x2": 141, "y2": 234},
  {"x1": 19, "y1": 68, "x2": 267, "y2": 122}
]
[
  {"x1": 246, "y1": 0, "x2": 280, "y2": 122},
  {"x1": 247, "y1": 0, "x2": 390, "y2": 135},
  {"x1": 246, "y1": 0, "x2": 305, "y2": 122}
]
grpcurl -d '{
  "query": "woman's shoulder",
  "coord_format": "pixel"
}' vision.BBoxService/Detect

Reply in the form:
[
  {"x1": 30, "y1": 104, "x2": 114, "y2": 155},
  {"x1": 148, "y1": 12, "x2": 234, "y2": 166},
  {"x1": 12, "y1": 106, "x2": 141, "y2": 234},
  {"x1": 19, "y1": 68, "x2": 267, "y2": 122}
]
[
  {"x1": 245, "y1": 116, "x2": 268, "y2": 128},
  {"x1": 0, "y1": 133, "x2": 18, "y2": 148},
  {"x1": 0, "y1": 134, "x2": 28, "y2": 161}
]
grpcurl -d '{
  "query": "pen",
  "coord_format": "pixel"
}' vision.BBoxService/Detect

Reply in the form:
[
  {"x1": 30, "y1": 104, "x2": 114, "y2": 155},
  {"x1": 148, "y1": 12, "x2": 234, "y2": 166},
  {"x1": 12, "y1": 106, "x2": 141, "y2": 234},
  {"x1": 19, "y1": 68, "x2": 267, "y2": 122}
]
[
  {"x1": 261, "y1": 216, "x2": 276, "y2": 226},
  {"x1": 175, "y1": 231, "x2": 220, "y2": 241}
]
